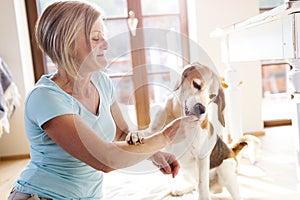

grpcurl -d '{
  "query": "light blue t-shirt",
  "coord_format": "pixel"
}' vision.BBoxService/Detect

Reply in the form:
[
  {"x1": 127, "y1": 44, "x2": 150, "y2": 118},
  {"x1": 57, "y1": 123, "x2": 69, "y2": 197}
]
[{"x1": 14, "y1": 71, "x2": 116, "y2": 199}]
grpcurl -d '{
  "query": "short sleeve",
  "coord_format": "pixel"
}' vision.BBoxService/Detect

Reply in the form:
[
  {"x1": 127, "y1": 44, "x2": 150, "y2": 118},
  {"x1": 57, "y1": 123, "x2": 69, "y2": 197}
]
[{"x1": 25, "y1": 87, "x2": 78, "y2": 127}]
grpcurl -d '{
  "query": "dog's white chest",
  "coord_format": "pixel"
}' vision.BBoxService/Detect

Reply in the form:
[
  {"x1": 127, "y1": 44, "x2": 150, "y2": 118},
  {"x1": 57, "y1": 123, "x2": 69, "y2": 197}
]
[
  {"x1": 166, "y1": 126, "x2": 213, "y2": 161},
  {"x1": 190, "y1": 127, "x2": 211, "y2": 157}
]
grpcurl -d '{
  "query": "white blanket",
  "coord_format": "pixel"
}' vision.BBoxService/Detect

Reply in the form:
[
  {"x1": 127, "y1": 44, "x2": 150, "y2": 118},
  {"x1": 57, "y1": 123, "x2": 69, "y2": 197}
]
[
  {"x1": 102, "y1": 155, "x2": 293, "y2": 200},
  {"x1": 102, "y1": 160, "x2": 199, "y2": 200}
]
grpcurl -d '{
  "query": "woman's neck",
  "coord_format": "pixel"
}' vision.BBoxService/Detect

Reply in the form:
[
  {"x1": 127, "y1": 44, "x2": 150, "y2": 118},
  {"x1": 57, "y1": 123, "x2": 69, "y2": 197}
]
[{"x1": 51, "y1": 70, "x2": 93, "y2": 96}]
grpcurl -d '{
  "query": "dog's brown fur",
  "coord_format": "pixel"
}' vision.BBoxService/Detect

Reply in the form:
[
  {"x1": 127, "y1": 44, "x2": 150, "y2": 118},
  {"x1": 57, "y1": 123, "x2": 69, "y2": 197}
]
[{"x1": 209, "y1": 136, "x2": 248, "y2": 169}]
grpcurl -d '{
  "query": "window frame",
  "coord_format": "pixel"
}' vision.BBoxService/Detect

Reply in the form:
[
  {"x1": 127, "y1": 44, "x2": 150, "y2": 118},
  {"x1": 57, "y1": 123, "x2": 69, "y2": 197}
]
[{"x1": 25, "y1": 0, "x2": 189, "y2": 129}]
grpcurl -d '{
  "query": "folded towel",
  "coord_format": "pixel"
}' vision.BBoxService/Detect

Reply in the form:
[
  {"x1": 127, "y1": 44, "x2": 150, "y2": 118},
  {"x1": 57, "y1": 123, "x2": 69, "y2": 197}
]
[{"x1": 0, "y1": 57, "x2": 21, "y2": 137}]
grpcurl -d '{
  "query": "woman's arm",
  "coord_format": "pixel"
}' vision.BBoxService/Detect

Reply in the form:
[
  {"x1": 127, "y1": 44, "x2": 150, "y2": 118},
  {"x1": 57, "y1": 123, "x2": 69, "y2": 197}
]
[
  {"x1": 110, "y1": 102, "x2": 129, "y2": 141},
  {"x1": 42, "y1": 113, "x2": 191, "y2": 172},
  {"x1": 111, "y1": 102, "x2": 180, "y2": 177}
]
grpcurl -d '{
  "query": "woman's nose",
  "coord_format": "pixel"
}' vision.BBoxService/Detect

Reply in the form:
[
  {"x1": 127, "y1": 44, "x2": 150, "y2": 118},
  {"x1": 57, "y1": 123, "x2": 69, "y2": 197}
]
[{"x1": 100, "y1": 39, "x2": 108, "y2": 50}]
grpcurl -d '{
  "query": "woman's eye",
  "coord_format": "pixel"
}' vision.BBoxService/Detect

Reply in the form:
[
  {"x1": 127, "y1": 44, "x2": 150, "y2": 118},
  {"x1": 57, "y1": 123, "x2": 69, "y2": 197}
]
[
  {"x1": 92, "y1": 37, "x2": 100, "y2": 42},
  {"x1": 193, "y1": 81, "x2": 201, "y2": 90}
]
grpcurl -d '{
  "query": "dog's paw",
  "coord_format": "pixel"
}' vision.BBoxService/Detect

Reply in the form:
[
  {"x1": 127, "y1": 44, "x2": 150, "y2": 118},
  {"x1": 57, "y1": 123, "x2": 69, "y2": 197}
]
[
  {"x1": 125, "y1": 131, "x2": 144, "y2": 145},
  {"x1": 171, "y1": 185, "x2": 195, "y2": 196},
  {"x1": 210, "y1": 182, "x2": 223, "y2": 194}
]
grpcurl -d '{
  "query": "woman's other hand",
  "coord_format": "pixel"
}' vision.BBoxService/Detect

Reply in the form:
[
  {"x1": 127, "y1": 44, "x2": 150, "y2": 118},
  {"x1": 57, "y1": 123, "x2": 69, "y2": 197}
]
[{"x1": 150, "y1": 151, "x2": 180, "y2": 178}]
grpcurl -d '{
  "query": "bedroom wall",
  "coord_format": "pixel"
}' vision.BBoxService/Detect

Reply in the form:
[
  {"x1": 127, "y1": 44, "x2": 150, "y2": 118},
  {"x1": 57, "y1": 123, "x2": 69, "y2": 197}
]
[
  {"x1": 188, "y1": 0, "x2": 263, "y2": 133},
  {"x1": 0, "y1": 0, "x2": 34, "y2": 157}
]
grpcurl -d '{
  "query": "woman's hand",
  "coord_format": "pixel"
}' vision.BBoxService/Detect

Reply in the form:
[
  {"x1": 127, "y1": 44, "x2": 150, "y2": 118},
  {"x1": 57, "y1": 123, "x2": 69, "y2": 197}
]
[
  {"x1": 149, "y1": 151, "x2": 180, "y2": 178},
  {"x1": 161, "y1": 116, "x2": 198, "y2": 144}
]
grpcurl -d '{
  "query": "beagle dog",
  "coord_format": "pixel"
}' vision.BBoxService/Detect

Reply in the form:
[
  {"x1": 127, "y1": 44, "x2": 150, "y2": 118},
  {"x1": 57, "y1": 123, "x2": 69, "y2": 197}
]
[{"x1": 126, "y1": 62, "x2": 259, "y2": 200}]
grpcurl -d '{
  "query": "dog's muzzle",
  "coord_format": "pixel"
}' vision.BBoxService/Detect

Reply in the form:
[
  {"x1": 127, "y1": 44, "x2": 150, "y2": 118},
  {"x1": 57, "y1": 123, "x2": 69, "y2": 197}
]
[{"x1": 185, "y1": 102, "x2": 206, "y2": 118}]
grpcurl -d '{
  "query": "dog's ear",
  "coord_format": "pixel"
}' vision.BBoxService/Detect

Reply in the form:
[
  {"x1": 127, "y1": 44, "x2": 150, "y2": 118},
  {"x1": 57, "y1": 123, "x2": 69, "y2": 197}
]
[
  {"x1": 174, "y1": 76, "x2": 184, "y2": 91},
  {"x1": 213, "y1": 87, "x2": 225, "y2": 127},
  {"x1": 207, "y1": 72, "x2": 225, "y2": 127},
  {"x1": 174, "y1": 65, "x2": 195, "y2": 91},
  {"x1": 207, "y1": 73, "x2": 220, "y2": 98}
]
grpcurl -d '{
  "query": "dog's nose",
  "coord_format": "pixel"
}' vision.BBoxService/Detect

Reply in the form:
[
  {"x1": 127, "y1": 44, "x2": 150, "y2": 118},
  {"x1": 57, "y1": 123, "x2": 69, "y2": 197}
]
[{"x1": 193, "y1": 103, "x2": 206, "y2": 117}]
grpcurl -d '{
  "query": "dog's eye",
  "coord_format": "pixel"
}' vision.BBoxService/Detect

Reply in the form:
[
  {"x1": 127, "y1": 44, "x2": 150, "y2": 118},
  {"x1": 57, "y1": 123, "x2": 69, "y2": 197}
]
[{"x1": 193, "y1": 81, "x2": 201, "y2": 90}]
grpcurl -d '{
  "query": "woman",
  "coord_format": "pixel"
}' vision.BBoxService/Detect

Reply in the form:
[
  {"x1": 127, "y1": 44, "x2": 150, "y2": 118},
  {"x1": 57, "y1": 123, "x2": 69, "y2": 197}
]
[{"x1": 8, "y1": 1, "x2": 196, "y2": 199}]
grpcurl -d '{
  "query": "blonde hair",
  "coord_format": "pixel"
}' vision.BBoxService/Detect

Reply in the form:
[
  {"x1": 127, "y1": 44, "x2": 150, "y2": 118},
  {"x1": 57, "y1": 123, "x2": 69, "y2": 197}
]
[{"x1": 35, "y1": 1, "x2": 101, "y2": 78}]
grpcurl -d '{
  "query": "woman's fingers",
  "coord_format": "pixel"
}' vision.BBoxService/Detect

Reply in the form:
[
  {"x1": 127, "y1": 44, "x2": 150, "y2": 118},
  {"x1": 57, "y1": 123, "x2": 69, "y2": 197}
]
[
  {"x1": 151, "y1": 152, "x2": 180, "y2": 178},
  {"x1": 170, "y1": 160, "x2": 180, "y2": 178},
  {"x1": 162, "y1": 116, "x2": 197, "y2": 144}
]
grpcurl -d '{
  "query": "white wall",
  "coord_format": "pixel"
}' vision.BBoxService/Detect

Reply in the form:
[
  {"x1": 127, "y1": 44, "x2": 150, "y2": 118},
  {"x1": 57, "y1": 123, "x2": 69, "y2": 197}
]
[
  {"x1": 0, "y1": 0, "x2": 35, "y2": 156},
  {"x1": 188, "y1": 0, "x2": 263, "y2": 133}
]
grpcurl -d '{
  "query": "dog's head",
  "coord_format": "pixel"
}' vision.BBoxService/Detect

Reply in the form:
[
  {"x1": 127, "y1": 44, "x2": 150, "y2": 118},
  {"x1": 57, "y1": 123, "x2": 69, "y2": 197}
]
[{"x1": 175, "y1": 62, "x2": 225, "y2": 129}]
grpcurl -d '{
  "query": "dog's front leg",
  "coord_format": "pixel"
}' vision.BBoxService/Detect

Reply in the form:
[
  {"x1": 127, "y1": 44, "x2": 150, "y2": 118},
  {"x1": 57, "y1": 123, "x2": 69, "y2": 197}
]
[
  {"x1": 198, "y1": 155, "x2": 211, "y2": 200},
  {"x1": 170, "y1": 155, "x2": 198, "y2": 196}
]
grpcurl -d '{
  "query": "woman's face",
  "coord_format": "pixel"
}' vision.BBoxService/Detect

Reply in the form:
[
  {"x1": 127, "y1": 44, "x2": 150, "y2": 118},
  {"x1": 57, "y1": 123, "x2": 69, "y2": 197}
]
[
  {"x1": 76, "y1": 18, "x2": 108, "y2": 74},
  {"x1": 90, "y1": 19, "x2": 108, "y2": 67}
]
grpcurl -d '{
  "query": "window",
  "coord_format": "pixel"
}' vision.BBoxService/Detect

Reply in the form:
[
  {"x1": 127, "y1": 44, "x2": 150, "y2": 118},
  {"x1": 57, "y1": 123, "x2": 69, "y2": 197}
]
[
  {"x1": 26, "y1": 0, "x2": 189, "y2": 129},
  {"x1": 262, "y1": 61, "x2": 289, "y2": 96},
  {"x1": 261, "y1": 60, "x2": 292, "y2": 126}
]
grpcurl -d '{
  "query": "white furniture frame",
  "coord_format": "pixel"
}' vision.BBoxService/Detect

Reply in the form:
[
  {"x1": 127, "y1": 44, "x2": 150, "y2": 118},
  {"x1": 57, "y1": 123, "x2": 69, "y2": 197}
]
[{"x1": 215, "y1": 0, "x2": 300, "y2": 179}]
